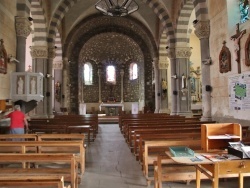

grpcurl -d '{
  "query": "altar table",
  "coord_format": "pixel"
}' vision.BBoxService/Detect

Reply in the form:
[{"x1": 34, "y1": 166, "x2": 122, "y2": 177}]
[{"x1": 99, "y1": 103, "x2": 124, "y2": 111}]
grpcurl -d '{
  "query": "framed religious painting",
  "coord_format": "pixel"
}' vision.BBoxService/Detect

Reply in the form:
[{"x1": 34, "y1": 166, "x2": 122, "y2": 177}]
[
  {"x1": 219, "y1": 41, "x2": 231, "y2": 73},
  {"x1": 245, "y1": 33, "x2": 250, "y2": 66},
  {"x1": 0, "y1": 39, "x2": 8, "y2": 74}
]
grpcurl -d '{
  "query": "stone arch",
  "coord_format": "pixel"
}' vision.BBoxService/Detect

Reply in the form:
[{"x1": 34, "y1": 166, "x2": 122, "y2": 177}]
[
  {"x1": 30, "y1": 0, "x2": 47, "y2": 46},
  {"x1": 63, "y1": 15, "x2": 157, "y2": 113},
  {"x1": 47, "y1": 0, "x2": 175, "y2": 47},
  {"x1": 175, "y1": 0, "x2": 194, "y2": 47},
  {"x1": 47, "y1": 0, "x2": 80, "y2": 44},
  {"x1": 16, "y1": 0, "x2": 31, "y2": 17}
]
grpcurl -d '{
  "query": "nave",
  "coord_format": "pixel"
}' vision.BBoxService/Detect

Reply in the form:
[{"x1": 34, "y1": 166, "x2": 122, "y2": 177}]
[{"x1": 81, "y1": 124, "x2": 250, "y2": 188}]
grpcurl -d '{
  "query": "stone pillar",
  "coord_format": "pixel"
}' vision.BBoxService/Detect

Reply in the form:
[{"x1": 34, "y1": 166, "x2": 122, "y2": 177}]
[
  {"x1": 30, "y1": 46, "x2": 48, "y2": 117},
  {"x1": 167, "y1": 48, "x2": 177, "y2": 115},
  {"x1": 175, "y1": 47, "x2": 192, "y2": 116},
  {"x1": 159, "y1": 59, "x2": 170, "y2": 113},
  {"x1": 15, "y1": 17, "x2": 32, "y2": 72},
  {"x1": 47, "y1": 47, "x2": 56, "y2": 117},
  {"x1": 98, "y1": 65, "x2": 102, "y2": 103},
  {"x1": 62, "y1": 58, "x2": 70, "y2": 109},
  {"x1": 194, "y1": 20, "x2": 212, "y2": 121},
  {"x1": 152, "y1": 58, "x2": 160, "y2": 113},
  {"x1": 120, "y1": 69, "x2": 124, "y2": 103}
]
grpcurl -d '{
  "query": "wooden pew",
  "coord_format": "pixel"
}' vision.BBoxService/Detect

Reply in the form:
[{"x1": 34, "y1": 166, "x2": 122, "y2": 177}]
[
  {"x1": 143, "y1": 140, "x2": 201, "y2": 186},
  {"x1": 0, "y1": 140, "x2": 85, "y2": 175},
  {"x1": 0, "y1": 175, "x2": 69, "y2": 188},
  {"x1": 128, "y1": 128, "x2": 201, "y2": 150},
  {"x1": 136, "y1": 133, "x2": 201, "y2": 163},
  {"x1": 0, "y1": 154, "x2": 77, "y2": 188},
  {"x1": 0, "y1": 134, "x2": 37, "y2": 141}
]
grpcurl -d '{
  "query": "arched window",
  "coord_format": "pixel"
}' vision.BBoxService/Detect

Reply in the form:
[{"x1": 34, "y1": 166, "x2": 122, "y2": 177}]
[
  {"x1": 129, "y1": 62, "x2": 138, "y2": 80},
  {"x1": 84, "y1": 62, "x2": 93, "y2": 85},
  {"x1": 240, "y1": 0, "x2": 249, "y2": 23},
  {"x1": 106, "y1": 65, "x2": 116, "y2": 84}
]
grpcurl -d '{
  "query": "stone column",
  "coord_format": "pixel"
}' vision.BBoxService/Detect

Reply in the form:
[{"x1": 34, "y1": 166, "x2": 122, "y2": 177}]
[
  {"x1": 167, "y1": 48, "x2": 177, "y2": 115},
  {"x1": 30, "y1": 46, "x2": 48, "y2": 117},
  {"x1": 47, "y1": 47, "x2": 56, "y2": 117},
  {"x1": 62, "y1": 58, "x2": 70, "y2": 109},
  {"x1": 152, "y1": 58, "x2": 160, "y2": 113},
  {"x1": 175, "y1": 47, "x2": 192, "y2": 116},
  {"x1": 120, "y1": 69, "x2": 124, "y2": 103},
  {"x1": 98, "y1": 65, "x2": 102, "y2": 103},
  {"x1": 15, "y1": 17, "x2": 32, "y2": 72},
  {"x1": 194, "y1": 20, "x2": 212, "y2": 121}
]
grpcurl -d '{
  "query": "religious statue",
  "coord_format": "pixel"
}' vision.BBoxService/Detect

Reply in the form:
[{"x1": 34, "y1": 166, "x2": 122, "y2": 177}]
[
  {"x1": 17, "y1": 77, "x2": 24, "y2": 94},
  {"x1": 162, "y1": 79, "x2": 167, "y2": 94},
  {"x1": 219, "y1": 41, "x2": 231, "y2": 73},
  {"x1": 55, "y1": 81, "x2": 61, "y2": 102},
  {"x1": 0, "y1": 39, "x2": 8, "y2": 74},
  {"x1": 30, "y1": 77, "x2": 36, "y2": 94},
  {"x1": 181, "y1": 74, "x2": 187, "y2": 89}
]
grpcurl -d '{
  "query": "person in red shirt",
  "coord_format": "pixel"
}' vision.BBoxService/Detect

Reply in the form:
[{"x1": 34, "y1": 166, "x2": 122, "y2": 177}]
[{"x1": 6, "y1": 105, "x2": 28, "y2": 134}]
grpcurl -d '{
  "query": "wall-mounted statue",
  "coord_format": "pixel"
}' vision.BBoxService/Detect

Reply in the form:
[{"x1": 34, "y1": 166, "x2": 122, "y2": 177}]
[
  {"x1": 0, "y1": 39, "x2": 7, "y2": 74},
  {"x1": 55, "y1": 81, "x2": 61, "y2": 102},
  {"x1": 219, "y1": 41, "x2": 231, "y2": 73}
]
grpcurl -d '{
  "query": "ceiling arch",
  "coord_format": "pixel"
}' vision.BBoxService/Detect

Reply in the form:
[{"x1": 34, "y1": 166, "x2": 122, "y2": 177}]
[{"x1": 47, "y1": 0, "x2": 174, "y2": 47}]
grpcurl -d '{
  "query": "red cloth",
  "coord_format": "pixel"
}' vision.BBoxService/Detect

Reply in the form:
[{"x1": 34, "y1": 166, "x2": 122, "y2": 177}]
[{"x1": 7, "y1": 111, "x2": 25, "y2": 129}]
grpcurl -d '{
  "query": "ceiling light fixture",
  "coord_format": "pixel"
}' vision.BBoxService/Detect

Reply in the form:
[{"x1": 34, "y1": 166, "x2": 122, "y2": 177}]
[{"x1": 95, "y1": 0, "x2": 139, "y2": 17}]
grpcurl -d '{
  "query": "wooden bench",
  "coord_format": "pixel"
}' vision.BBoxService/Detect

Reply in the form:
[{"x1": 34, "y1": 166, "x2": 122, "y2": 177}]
[
  {"x1": 0, "y1": 175, "x2": 69, "y2": 188},
  {"x1": 143, "y1": 140, "x2": 201, "y2": 186},
  {"x1": 0, "y1": 140, "x2": 85, "y2": 174},
  {"x1": 0, "y1": 153, "x2": 77, "y2": 188},
  {"x1": 0, "y1": 134, "x2": 37, "y2": 141},
  {"x1": 136, "y1": 133, "x2": 201, "y2": 163}
]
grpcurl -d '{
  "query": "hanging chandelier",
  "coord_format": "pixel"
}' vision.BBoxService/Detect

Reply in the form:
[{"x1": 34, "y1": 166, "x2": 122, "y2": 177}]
[{"x1": 95, "y1": 0, "x2": 139, "y2": 17}]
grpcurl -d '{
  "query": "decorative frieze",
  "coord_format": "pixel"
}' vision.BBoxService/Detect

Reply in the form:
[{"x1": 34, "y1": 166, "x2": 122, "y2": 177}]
[
  {"x1": 175, "y1": 47, "x2": 192, "y2": 58},
  {"x1": 48, "y1": 47, "x2": 56, "y2": 59},
  {"x1": 30, "y1": 46, "x2": 48, "y2": 59},
  {"x1": 194, "y1": 20, "x2": 210, "y2": 39},
  {"x1": 15, "y1": 17, "x2": 32, "y2": 38}
]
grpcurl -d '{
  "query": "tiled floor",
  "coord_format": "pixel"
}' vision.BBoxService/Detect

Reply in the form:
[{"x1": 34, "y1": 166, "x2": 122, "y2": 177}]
[{"x1": 80, "y1": 124, "x2": 250, "y2": 188}]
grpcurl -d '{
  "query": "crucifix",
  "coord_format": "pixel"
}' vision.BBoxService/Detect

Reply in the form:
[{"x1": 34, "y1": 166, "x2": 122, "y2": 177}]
[{"x1": 230, "y1": 23, "x2": 246, "y2": 74}]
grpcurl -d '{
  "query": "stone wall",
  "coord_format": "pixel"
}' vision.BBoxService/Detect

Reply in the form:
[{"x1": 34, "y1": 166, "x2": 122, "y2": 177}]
[
  {"x1": 0, "y1": 0, "x2": 16, "y2": 100},
  {"x1": 209, "y1": 0, "x2": 250, "y2": 122}
]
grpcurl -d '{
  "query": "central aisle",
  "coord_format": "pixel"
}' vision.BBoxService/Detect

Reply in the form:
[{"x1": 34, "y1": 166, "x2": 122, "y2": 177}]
[
  {"x1": 80, "y1": 124, "x2": 248, "y2": 188},
  {"x1": 81, "y1": 123, "x2": 147, "y2": 188}
]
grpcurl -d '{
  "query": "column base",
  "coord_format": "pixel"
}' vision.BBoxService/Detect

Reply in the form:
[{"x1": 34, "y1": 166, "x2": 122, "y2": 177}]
[
  {"x1": 200, "y1": 116, "x2": 212, "y2": 121},
  {"x1": 177, "y1": 111, "x2": 193, "y2": 117},
  {"x1": 159, "y1": 108, "x2": 171, "y2": 114}
]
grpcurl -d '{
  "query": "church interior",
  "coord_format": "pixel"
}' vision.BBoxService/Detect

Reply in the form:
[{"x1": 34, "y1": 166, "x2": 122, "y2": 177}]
[{"x1": 1, "y1": 0, "x2": 250, "y2": 187}]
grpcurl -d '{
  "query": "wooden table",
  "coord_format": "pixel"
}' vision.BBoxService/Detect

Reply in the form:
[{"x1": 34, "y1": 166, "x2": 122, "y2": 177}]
[{"x1": 167, "y1": 152, "x2": 250, "y2": 188}]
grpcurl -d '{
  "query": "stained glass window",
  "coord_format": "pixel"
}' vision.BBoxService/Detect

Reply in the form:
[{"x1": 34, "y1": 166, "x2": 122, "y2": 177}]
[
  {"x1": 240, "y1": 0, "x2": 249, "y2": 23},
  {"x1": 129, "y1": 62, "x2": 138, "y2": 80},
  {"x1": 106, "y1": 65, "x2": 116, "y2": 84},
  {"x1": 84, "y1": 62, "x2": 93, "y2": 85}
]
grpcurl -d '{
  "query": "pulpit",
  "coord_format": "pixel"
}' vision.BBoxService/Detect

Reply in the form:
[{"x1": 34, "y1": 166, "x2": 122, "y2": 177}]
[{"x1": 11, "y1": 72, "x2": 44, "y2": 102}]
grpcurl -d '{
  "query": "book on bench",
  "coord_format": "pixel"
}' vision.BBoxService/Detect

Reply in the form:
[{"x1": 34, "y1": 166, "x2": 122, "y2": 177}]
[{"x1": 228, "y1": 141, "x2": 250, "y2": 159}]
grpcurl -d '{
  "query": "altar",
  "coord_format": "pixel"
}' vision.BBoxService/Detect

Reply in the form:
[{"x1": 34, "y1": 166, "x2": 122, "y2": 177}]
[{"x1": 99, "y1": 103, "x2": 124, "y2": 116}]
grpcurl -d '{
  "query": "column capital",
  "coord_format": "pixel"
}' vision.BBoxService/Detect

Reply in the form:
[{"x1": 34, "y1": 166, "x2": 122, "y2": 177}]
[
  {"x1": 120, "y1": 69, "x2": 124, "y2": 76},
  {"x1": 48, "y1": 47, "x2": 56, "y2": 59},
  {"x1": 15, "y1": 17, "x2": 32, "y2": 38},
  {"x1": 166, "y1": 48, "x2": 176, "y2": 59},
  {"x1": 152, "y1": 58, "x2": 159, "y2": 67},
  {"x1": 194, "y1": 20, "x2": 210, "y2": 39},
  {"x1": 30, "y1": 46, "x2": 48, "y2": 59},
  {"x1": 175, "y1": 47, "x2": 192, "y2": 58}
]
